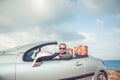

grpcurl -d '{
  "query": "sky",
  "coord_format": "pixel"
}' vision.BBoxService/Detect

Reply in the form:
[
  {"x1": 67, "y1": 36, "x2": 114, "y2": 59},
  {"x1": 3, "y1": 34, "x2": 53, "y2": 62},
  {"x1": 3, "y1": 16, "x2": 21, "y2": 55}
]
[{"x1": 0, "y1": 0, "x2": 120, "y2": 60}]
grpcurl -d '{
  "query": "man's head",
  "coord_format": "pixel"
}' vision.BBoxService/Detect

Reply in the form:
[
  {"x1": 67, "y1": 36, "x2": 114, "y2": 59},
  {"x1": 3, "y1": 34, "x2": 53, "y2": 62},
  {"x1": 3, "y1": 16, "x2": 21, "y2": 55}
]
[{"x1": 59, "y1": 43, "x2": 66, "y2": 54}]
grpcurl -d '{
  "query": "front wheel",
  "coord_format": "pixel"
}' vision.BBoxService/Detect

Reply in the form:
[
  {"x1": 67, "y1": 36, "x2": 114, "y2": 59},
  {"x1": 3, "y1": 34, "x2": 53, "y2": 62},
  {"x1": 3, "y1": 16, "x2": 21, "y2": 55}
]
[{"x1": 97, "y1": 72, "x2": 107, "y2": 80}]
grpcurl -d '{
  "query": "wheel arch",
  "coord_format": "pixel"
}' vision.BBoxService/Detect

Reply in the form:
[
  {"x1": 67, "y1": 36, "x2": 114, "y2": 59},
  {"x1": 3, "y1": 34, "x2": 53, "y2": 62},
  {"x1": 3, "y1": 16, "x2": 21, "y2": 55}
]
[{"x1": 99, "y1": 70, "x2": 108, "y2": 80}]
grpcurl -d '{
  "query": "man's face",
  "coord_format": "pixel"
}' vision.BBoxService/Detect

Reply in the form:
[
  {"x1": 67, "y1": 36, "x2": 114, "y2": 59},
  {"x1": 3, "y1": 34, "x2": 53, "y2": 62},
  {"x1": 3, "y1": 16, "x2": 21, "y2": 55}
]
[{"x1": 59, "y1": 44, "x2": 66, "y2": 54}]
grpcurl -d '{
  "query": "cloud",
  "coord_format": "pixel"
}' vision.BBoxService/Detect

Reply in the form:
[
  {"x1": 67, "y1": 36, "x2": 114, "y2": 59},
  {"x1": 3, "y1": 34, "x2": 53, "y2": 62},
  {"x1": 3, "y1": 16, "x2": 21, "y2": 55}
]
[
  {"x1": 78, "y1": 32, "x2": 97, "y2": 43},
  {"x1": 52, "y1": 30, "x2": 85, "y2": 41},
  {"x1": 96, "y1": 19, "x2": 105, "y2": 27},
  {"x1": 0, "y1": 16, "x2": 14, "y2": 27},
  {"x1": 80, "y1": 0, "x2": 120, "y2": 14},
  {"x1": 113, "y1": 27, "x2": 120, "y2": 33},
  {"x1": 0, "y1": 31, "x2": 35, "y2": 50},
  {"x1": 0, "y1": 34, "x2": 16, "y2": 50},
  {"x1": 0, "y1": 0, "x2": 119, "y2": 33},
  {"x1": 108, "y1": 26, "x2": 120, "y2": 35},
  {"x1": 0, "y1": 0, "x2": 79, "y2": 30}
]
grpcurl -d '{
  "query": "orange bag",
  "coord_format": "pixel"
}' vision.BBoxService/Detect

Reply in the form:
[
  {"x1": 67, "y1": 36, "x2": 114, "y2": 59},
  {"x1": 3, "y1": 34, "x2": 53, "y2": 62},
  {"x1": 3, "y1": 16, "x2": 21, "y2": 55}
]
[
  {"x1": 79, "y1": 45, "x2": 88, "y2": 56},
  {"x1": 74, "y1": 45, "x2": 88, "y2": 56}
]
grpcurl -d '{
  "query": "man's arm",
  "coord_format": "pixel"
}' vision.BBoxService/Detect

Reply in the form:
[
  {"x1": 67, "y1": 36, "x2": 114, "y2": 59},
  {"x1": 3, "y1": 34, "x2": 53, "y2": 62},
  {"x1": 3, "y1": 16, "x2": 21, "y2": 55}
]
[{"x1": 52, "y1": 52, "x2": 60, "y2": 59}]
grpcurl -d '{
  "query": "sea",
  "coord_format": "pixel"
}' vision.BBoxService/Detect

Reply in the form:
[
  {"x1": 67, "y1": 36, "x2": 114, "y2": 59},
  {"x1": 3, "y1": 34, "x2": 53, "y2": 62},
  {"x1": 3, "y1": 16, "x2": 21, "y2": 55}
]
[{"x1": 104, "y1": 60, "x2": 120, "y2": 70}]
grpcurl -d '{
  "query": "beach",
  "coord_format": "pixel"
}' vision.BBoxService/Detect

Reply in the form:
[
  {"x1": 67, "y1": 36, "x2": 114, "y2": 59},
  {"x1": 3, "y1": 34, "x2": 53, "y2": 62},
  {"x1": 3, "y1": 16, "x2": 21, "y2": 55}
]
[{"x1": 108, "y1": 70, "x2": 120, "y2": 80}]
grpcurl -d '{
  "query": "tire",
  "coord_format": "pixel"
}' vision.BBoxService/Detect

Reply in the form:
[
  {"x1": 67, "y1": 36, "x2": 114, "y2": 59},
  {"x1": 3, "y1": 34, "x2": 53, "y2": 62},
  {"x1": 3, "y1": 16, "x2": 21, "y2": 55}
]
[{"x1": 97, "y1": 72, "x2": 107, "y2": 80}]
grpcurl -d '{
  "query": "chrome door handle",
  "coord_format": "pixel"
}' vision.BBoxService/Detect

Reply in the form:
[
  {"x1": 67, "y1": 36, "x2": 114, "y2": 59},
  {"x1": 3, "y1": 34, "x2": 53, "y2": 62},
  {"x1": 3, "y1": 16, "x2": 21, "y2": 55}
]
[{"x1": 76, "y1": 61, "x2": 82, "y2": 66}]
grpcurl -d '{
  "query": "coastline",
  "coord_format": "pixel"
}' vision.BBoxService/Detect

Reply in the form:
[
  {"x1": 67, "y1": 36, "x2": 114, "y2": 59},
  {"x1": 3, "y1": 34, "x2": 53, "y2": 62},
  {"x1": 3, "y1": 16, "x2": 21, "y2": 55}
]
[{"x1": 108, "y1": 70, "x2": 120, "y2": 80}]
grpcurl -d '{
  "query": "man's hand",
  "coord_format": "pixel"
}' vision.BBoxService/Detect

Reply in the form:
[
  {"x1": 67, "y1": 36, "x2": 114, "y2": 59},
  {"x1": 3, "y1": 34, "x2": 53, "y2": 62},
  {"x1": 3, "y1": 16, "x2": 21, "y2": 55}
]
[{"x1": 53, "y1": 56, "x2": 59, "y2": 59}]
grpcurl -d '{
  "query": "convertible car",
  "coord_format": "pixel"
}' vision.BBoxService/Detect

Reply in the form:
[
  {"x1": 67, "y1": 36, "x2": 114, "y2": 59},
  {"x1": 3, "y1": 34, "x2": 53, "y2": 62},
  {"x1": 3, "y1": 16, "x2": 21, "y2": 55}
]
[{"x1": 0, "y1": 41, "x2": 108, "y2": 80}]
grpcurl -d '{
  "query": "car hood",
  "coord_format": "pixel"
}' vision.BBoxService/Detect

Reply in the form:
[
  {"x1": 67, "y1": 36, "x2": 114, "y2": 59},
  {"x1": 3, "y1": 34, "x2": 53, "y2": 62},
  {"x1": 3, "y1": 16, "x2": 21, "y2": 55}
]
[{"x1": 0, "y1": 54, "x2": 17, "y2": 64}]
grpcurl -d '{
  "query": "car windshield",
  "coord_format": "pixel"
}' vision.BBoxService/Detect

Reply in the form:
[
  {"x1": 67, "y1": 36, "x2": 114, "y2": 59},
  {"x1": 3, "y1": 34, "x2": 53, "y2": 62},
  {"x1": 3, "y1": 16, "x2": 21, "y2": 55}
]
[
  {"x1": 0, "y1": 41, "x2": 57, "y2": 55},
  {"x1": 0, "y1": 51, "x2": 5, "y2": 55},
  {"x1": 0, "y1": 45, "x2": 25, "y2": 55}
]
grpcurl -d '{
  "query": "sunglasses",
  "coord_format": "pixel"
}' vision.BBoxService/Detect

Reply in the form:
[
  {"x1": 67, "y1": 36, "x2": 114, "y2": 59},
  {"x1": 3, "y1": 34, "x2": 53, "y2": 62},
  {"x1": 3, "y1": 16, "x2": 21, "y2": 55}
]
[{"x1": 59, "y1": 48, "x2": 66, "y2": 50}]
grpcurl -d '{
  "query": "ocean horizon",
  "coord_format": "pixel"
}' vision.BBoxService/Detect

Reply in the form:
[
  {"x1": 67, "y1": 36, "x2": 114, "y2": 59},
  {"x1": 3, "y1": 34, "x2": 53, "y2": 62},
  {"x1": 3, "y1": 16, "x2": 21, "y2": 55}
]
[{"x1": 104, "y1": 60, "x2": 120, "y2": 70}]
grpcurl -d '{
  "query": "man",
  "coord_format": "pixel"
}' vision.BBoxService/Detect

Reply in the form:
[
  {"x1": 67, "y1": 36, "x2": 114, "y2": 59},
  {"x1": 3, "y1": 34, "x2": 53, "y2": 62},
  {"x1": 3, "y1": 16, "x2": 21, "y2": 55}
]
[{"x1": 53, "y1": 43, "x2": 72, "y2": 60}]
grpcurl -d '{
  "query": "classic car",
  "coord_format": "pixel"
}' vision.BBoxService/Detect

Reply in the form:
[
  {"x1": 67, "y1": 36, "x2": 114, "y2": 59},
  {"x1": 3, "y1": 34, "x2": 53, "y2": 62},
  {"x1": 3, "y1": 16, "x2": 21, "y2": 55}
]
[{"x1": 0, "y1": 41, "x2": 108, "y2": 80}]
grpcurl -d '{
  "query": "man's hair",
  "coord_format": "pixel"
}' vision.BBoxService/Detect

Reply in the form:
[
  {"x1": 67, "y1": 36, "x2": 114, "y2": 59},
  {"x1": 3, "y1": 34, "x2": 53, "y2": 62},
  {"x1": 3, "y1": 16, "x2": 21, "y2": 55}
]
[{"x1": 59, "y1": 43, "x2": 66, "y2": 48}]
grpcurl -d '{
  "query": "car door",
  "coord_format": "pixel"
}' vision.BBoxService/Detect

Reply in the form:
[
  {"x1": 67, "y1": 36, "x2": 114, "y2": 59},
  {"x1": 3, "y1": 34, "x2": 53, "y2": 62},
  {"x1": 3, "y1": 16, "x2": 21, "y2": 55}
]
[
  {"x1": 16, "y1": 53, "x2": 85, "y2": 80},
  {"x1": 82, "y1": 57, "x2": 98, "y2": 80}
]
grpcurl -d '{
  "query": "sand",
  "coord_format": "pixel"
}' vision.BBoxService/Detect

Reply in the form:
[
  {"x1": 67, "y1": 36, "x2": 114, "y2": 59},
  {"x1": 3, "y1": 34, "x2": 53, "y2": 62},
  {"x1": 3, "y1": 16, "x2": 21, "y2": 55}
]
[{"x1": 108, "y1": 70, "x2": 120, "y2": 80}]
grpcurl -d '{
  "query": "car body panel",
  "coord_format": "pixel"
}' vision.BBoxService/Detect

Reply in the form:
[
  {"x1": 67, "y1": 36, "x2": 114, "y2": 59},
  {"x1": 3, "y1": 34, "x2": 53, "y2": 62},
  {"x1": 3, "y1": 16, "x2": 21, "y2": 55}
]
[
  {"x1": 0, "y1": 54, "x2": 17, "y2": 80},
  {"x1": 16, "y1": 53, "x2": 84, "y2": 80}
]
